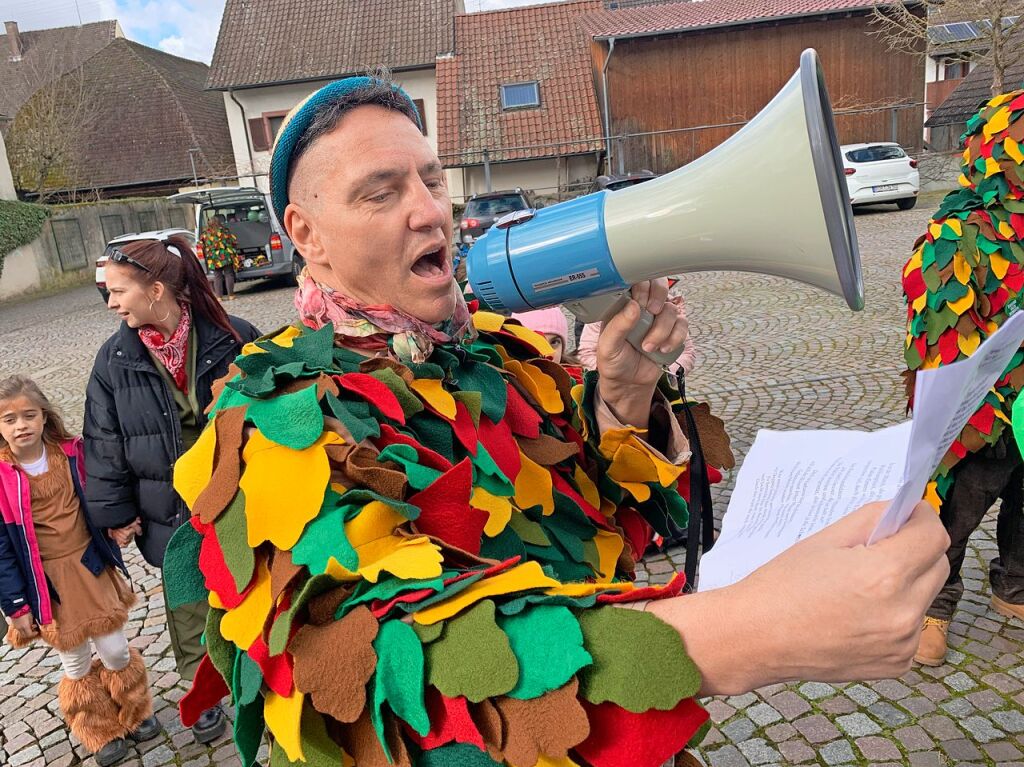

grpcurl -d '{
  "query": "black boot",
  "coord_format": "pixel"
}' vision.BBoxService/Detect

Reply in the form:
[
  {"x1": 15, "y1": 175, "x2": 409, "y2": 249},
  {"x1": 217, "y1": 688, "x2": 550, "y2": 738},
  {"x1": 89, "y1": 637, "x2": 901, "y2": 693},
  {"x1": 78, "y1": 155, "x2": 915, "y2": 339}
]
[{"x1": 192, "y1": 704, "x2": 226, "y2": 744}]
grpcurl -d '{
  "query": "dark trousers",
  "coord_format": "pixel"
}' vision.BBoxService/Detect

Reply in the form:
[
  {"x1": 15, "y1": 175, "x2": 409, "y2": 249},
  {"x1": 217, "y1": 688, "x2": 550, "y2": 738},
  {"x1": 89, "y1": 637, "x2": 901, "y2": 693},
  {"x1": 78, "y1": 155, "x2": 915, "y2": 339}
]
[
  {"x1": 212, "y1": 266, "x2": 235, "y2": 298},
  {"x1": 927, "y1": 435, "x2": 1024, "y2": 621}
]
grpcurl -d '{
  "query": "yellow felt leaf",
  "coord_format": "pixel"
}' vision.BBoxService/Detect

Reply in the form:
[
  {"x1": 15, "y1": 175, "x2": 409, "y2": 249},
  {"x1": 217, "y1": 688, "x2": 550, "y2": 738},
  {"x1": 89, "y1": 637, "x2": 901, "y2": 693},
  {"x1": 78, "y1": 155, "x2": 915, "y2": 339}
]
[
  {"x1": 243, "y1": 325, "x2": 302, "y2": 355},
  {"x1": 545, "y1": 581, "x2": 633, "y2": 598},
  {"x1": 606, "y1": 441, "x2": 660, "y2": 485},
  {"x1": 922, "y1": 350, "x2": 941, "y2": 369},
  {"x1": 533, "y1": 756, "x2": 581, "y2": 767},
  {"x1": 344, "y1": 500, "x2": 407, "y2": 547},
  {"x1": 240, "y1": 431, "x2": 342, "y2": 549},
  {"x1": 947, "y1": 285, "x2": 975, "y2": 315},
  {"x1": 990, "y1": 93, "x2": 1014, "y2": 107},
  {"x1": 173, "y1": 422, "x2": 218, "y2": 509},
  {"x1": 220, "y1": 560, "x2": 272, "y2": 650},
  {"x1": 619, "y1": 480, "x2": 651, "y2": 502},
  {"x1": 413, "y1": 561, "x2": 560, "y2": 624},
  {"x1": 410, "y1": 378, "x2": 457, "y2": 419},
  {"x1": 985, "y1": 157, "x2": 1002, "y2": 178},
  {"x1": 944, "y1": 218, "x2": 963, "y2": 237},
  {"x1": 995, "y1": 409, "x2": 1011, "y2": 425},
  {"x1": 573, "y1": 466, "x2": 601, "y2": 511},
  {"x1": 999, "y1": 220, "x2": 1016, "y2": 240},
  {"x1": 593, "y1": 528, "x2": 624, "y2": 581},
  {"x1": 515, "y1": 453, "x2": 555, "y2": 515},
  {"x1": 923, "y1": 481, "x2": 941, "y2": 512},
  {"x1": 903, "y1": 248, "x2": 923, "y2": 278},
  {"x1": 472, "y1": 487, "x2": 514, "y2": 536},
  {"x1": 473, "y1": 311, "x2": 507, "y2": 333},
  {"x1": 912, "y1": 293, "x2": 927, "y2": 313},
  {"x1": 958, "y1": 173, "x2": 970, "y2": 188},
  {"x1": 959, "y1": 330, "x2": 981, "y2": 356},
  {"x1": 264, "y1": 691, "x2": 305, "y2": 762},
  {"x1": 928, "y1": 222, "x2": 943, "y2": 240},
  {"x1": 503, "y1": 323, "x2": 555, "y2": 357},
  {"x1": 984, "y1": 106, "x2": 1011, "y2": 140},
  {"x1": 1006, "y1": 137, "x2": 1024, "y2": 164},
  {"x1": 506, "y1": 360, "x2": 563, "y2": 414},
  {"x1": 991, "y1": 252, "x2": 1011, "y2": 280},
  {"x1": 953, "y1": 252, "x2": 972, "y2": 284},
  {"x1": 355, "y1": 535, "x2": 443, "y2": 583},
  {"x1": 208, "y1": 590, "x2": 224, "y2": 609}
]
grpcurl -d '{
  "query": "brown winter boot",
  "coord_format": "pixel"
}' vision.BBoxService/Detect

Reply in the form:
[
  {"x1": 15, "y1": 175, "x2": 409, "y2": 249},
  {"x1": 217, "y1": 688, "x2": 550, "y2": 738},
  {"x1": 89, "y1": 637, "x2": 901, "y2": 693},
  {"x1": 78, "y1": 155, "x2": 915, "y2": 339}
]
[
  {"x1": 57, "y1": 662, "x2": 127, "y2": 754},
  {"x1": 913, "y1": 616, "x2": 950, "y2": 667},
  {"x1": 98, "y1": 648, "x2": 156, "y2": 735}
]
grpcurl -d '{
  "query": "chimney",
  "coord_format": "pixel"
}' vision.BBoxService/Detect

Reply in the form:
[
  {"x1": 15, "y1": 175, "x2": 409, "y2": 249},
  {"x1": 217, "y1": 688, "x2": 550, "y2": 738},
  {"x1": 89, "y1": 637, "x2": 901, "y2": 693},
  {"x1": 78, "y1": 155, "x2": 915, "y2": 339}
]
[{"x1": 5, "y1": 21, "x2": 22, "y2": 62}]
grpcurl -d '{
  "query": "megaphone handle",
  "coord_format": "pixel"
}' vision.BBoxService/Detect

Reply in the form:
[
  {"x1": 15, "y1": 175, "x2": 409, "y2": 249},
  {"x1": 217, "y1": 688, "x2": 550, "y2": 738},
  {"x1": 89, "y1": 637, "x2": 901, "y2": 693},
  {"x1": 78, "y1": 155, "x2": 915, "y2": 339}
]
[{"x1": 570, "y1": 292, "x2": 686, "y2": 368}]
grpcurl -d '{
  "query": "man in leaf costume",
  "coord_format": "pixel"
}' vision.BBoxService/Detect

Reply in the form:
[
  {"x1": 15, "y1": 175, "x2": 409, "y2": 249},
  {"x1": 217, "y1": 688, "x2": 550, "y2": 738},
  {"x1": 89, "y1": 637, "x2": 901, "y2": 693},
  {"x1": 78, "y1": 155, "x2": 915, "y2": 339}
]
[
  {"x1": 903, "y1": 90, "x2": 1024, "y2": 667},
  {"x1": 164, "y1": 76, "x2": 951, "y2": 767}
]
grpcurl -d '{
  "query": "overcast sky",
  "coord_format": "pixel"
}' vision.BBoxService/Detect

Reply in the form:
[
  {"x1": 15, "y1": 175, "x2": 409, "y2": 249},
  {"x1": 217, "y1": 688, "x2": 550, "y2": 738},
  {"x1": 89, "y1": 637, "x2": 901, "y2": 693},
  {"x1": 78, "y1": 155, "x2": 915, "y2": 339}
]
[{"x1": 4, "y1": 0, "x2": 565, "y2": 64}]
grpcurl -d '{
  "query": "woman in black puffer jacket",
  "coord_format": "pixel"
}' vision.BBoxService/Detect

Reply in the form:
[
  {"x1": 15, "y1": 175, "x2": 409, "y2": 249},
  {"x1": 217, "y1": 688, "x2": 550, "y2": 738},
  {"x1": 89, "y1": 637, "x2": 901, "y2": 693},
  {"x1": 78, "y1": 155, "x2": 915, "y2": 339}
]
[{"x1": 84, "y1": 234, "x2": 259, "y2": 745}]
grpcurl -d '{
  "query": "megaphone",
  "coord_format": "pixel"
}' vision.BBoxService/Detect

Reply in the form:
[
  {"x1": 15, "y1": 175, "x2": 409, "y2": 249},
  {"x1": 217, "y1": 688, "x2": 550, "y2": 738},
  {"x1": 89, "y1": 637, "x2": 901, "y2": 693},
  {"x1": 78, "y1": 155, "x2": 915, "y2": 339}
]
[{"x1": 467, "y1": 48, "x2": 863, "y2": 366}]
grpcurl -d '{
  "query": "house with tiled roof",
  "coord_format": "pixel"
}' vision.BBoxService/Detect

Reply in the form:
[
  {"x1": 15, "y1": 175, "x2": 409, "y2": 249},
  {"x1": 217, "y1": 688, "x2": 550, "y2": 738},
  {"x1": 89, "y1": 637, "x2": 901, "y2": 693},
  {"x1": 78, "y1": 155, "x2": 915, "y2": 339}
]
[
  {"x1": 10, "y1": 38, "x2": 235, "y2": 198},
  {"x1": 579, "y1": 0, "x2": 925, "y2": 173},
  {"x1": 926, "y1": 55, "x2": 1024, "y2": 151},
  {"x1": 437, "y1": 0, "x2": 605, "y2": 201},
  {"x1": 206, "y1": 0, "x2": 461, "y2": 195}
]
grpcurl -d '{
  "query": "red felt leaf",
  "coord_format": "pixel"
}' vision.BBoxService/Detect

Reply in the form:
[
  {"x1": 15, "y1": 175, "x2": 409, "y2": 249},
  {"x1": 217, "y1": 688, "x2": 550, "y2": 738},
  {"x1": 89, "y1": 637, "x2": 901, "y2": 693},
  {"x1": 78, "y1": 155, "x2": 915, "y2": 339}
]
[
  {"x1": 552, "y1": 471, "x2": 607, "y2": 527},
  {"x1": 370, "y1": 557, "x2": 523, "y2": 617},
  {"x1": 1011, "y1": 213, "x2": 1024, "y2": 240},
  {"x1": 990, "y1": 287, "x2": 1010, "y2": 315},
  {"x1": 1011, "y1": 93, "x2": 1024, "y2": 111},
  {"x1": 968, "y1": 404, "x2": 997, "y2": 436},
  {"x1": 179, "y1": 655, "x2": 230, "y2": 728},
  {"x1": 574, "y1": 698, "x2": 709, "y2": 767},
  {"x1": 504, "y1": 384, "x2": 542, "y2": 438},
  {"x1": 981, "y1": 139, "x2": 996, "y2": 159},
  {"x1": 336, "y1": 373, "x2": 406, "y2": 424},
  {"x1": 949, "y1": 440, "x2": 968, "y2": 459},
  {"x1": 706, "y1": 465, "x2": 723, "y2": 485},
  {"x1": 903, "y1": 268, "x2": 926, "y2": 300},
  {"x1": 194, "y1": 518, "x2": 250, "y2": 609},
  {"x1": 477, "y1": 415, "x2": 521, "y2": 480},
  {"x1": 914, "y1": 334, "x2": 928, "y2": 362},
  {"x1": 969, "y1": 310, "x2": 989, "y2": 332},
  {"x1": 409, "y1": 459, "x2": 488, "y2": 555},
  {"x1": 409, "y1": 688, "x2": 486, "y2": 750},
  {"x1": 616, "y1": 507, "x2": 654, "y2": 563},
  {"x1": 938, "y1": 329, "x2": 961, "y2": 364},
  {"x1": 247, "y1": 637, "x2": 294, "y2": 697},
  {"x1": 452, "y1": 402, "x2": 479, "y2": 456},
  {"x1": 596, "y1": 572, "x2": 687, "y2": 604},
  {"x1": 375, "y1": 423, "x2": 452, "y2": 471},
  {"x1": 1004, "y1": 264, "x2": 1024, "y2": 293}
]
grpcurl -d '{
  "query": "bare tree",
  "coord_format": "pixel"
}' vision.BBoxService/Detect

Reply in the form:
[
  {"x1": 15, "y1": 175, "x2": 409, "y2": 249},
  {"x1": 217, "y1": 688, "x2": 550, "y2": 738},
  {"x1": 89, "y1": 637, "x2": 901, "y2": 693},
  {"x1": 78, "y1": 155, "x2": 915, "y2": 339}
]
[
  {"x1": 5, "y1": 56, "x2": 99, "y2": 202},
  {"x1": 871, "y1": 0, "x2": 1024, "y2": 95}
]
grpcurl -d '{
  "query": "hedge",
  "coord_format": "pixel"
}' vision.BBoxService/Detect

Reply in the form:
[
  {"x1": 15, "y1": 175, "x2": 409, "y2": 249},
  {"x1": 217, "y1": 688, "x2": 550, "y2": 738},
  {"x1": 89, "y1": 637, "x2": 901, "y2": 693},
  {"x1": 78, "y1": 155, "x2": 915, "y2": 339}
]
[{"x1": 0, "y1": 199, "x2": 51, "y2": 278}]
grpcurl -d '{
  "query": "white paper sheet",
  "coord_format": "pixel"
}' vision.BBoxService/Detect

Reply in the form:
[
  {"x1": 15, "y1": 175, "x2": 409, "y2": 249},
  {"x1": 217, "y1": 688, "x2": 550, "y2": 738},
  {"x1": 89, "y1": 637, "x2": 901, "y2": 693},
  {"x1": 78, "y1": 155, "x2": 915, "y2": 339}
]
[{"x1": 698, "y1": 309, "x2": 1024, "y2": 591}]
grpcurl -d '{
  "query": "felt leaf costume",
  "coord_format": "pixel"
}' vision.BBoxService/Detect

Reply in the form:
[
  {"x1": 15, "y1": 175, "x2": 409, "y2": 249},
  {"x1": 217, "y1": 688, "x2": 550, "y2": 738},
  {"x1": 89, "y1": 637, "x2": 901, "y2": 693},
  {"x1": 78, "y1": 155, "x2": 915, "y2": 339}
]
[
  {"x1": 200, "y1": 223, "x2": 241, "y2": 271},
  {"x1": 168, "y1": 313, "x2": 709, "y2": 767},
  {"x1": 903, "y1": 90, "x2": 1024, "y2": 508}
]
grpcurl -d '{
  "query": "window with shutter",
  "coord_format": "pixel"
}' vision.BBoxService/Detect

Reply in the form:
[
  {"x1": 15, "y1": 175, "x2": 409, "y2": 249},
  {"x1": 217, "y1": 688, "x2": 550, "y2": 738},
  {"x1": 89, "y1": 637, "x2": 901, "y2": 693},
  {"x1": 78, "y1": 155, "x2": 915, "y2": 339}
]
[
  {"x1": 413, "y1": 99, "x2": 428, "y2": 136},
  {"x1": 248, "y1": 117, "x2": 270, "y2": 152}
]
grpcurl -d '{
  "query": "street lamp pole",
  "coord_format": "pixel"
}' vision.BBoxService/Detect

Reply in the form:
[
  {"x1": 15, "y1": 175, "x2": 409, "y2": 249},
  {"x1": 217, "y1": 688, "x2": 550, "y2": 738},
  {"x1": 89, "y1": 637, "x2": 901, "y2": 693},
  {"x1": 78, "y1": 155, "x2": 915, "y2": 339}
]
[{"x1": 187, "y1": 148, "x2": 201, "y2": 189}]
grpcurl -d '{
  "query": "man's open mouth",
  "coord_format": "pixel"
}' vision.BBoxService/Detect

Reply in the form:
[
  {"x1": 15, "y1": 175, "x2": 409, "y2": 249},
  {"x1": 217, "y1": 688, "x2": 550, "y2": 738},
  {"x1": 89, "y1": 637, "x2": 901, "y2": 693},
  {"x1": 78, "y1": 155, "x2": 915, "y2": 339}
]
[{"x1": 411, "y1": 247, "x2": 450, "y2": 279}]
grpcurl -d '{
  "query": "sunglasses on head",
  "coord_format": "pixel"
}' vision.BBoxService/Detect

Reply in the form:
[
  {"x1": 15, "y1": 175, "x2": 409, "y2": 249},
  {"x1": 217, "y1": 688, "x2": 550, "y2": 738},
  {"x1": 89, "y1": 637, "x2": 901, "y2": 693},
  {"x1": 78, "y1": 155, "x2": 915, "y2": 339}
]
[{"x1": 107, "y1": 241, "x2": 183, "y2": 273}]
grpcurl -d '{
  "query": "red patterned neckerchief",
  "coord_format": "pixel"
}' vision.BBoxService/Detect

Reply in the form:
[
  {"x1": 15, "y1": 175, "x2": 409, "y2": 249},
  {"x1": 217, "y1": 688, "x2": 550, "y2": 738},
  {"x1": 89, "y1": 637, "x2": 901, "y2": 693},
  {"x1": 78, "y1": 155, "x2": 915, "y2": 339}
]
[{"x1": 139, "y1": 301, "x2": 192, "y2": 392}]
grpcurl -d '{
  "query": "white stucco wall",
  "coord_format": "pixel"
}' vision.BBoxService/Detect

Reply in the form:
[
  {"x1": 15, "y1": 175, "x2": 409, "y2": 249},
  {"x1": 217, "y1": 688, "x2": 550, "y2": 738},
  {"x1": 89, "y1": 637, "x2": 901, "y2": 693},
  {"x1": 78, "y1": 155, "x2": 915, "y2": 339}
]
[
  {"x1": 458, "y1": 154, "x2": 600, "y2": 202},
  {"x1": 0, "y1": 129, "x2": 16, "y2": 201},
  {"x1": 219, "y1": 69, "x2": 464, "y2": 200}
]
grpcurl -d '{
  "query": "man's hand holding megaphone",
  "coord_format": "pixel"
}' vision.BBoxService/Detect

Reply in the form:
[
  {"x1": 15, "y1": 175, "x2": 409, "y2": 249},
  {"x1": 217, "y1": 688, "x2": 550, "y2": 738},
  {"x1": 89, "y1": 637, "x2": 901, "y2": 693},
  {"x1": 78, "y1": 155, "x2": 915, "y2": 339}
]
[{"x1": 594, "y1": 279, "x2": 689, "y2": 430}]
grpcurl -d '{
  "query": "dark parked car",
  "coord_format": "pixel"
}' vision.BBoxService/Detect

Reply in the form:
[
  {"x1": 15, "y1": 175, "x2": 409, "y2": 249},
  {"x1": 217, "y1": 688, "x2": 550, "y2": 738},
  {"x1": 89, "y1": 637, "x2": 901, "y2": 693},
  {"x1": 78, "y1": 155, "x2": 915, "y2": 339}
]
[
  {"x1": 458, "y1": 189, "x2": 536, "y2": 246},
  {"x1": 589, "y1": 170, "x2": 658, "y2": 193}
]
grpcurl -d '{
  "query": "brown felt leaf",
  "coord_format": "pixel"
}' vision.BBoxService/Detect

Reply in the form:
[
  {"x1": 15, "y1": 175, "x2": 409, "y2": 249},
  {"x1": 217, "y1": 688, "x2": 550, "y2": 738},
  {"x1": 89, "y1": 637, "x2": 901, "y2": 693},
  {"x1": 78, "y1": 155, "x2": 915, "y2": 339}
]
[
  {"x1": 339, "y1": 445, "x2": 408, "y2": 499},
  {"x1": 206, "y1": 363, "x2": 243, "y2": 415},
  {"x1": 307, "y1": 586, "x2": 354, "y2": 626},
  {"x1": 360, "y1": 357, "x2": 415, "y2": 384},
  {"x1": 679, "y1": 403, "x2": 735, "y2": 470},
  {"x1": 195, "y1": 406, "x2": 247, "y2": 524},
  {"x1": 516, "y1": 434, "x2": 578, "y2": 467},
  {"x1": 532, "y1": 359, "x2": 574, "y2": 411},
  {"x1": 276, "y1": 373, "x2": 339, "y2": 400},
  {"x1": 676, "y1": 751, "x2": 705, "y2": 767},
  {"x1": 291, "y1": 605, "x2": 378, "y2": 723},
  {"x1": 494, "y1": 679, "x2": 590, "y2": 767},
  {"x1": 470, "y1": 699, "x2": 505, "y2": 763},
  {"x1": 1008, "y1": 366, "x2": 1024, "y2": 389},
  {"x1": 959, "y1": 424, "x2": 988, "y2": 453},
  {"x1": 337, "y1": 707, "x2": 411, "y2": 767},
  {"x1": 269, "y1": 549, "x2": 303, "y2": 606}
]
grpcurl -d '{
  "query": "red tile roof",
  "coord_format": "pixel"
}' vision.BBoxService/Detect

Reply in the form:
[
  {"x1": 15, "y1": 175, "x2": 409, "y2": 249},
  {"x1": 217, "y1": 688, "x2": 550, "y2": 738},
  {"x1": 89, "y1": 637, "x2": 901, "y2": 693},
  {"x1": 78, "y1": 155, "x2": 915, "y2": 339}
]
[
  {"x1": 581, "y1": 0, "x2": 888, "y2": 38},
  {"x1": 207, "y1": 0, "x2": 458, "y2": 90},
  {"x1": 437, "y1": 0, "x2": 604, "y2": 166}
]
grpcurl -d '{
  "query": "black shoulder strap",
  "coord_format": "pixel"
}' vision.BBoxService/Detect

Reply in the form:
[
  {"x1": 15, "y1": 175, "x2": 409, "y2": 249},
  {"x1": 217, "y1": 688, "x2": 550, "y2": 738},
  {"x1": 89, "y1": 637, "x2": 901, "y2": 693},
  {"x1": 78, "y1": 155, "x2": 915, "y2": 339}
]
[{"x1": 674, "y1": 369, "x2": 716, "y2": 592}]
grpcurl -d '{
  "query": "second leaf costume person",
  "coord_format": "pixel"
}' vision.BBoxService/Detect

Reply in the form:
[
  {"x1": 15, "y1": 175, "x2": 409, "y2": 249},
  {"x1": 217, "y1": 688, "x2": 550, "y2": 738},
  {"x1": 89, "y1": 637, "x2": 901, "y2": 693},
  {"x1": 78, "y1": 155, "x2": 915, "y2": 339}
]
[{"x1": 164, "y1": 77, "x2": 709, "y2": 767}]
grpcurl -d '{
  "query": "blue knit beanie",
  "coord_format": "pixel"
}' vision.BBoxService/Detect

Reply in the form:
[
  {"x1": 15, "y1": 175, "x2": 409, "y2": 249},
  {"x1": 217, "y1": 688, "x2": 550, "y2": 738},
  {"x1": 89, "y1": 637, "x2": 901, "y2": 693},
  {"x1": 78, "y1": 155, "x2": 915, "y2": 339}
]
[{"x1": 268, "y1": 77, "x2": 421, "y2": 225}]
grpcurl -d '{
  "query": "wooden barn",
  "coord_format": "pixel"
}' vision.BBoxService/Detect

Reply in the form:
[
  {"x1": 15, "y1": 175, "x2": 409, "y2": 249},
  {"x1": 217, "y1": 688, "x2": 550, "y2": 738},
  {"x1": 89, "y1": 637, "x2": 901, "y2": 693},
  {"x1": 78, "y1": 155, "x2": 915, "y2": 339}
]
[{"x1": 582, "y1": 0, "x2": 926, "y2": 174}]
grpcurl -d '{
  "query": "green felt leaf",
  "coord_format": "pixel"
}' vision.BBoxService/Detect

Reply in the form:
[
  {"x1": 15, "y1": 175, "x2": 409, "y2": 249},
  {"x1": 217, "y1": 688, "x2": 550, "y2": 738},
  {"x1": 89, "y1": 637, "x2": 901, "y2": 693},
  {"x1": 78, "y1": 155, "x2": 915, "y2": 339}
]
[
  {"x1": 339, "y1": 488, "x2": 419, "y2": 520},
  {"x1": 268, "y1": 703, "x2": 344, "y2": 766},
  {"x1": 399, "y1": 571, "x2": 488, "y2": 614},
  {"x1": 234, "y1": 648, "x2": 264, "y2": 706},
  {"x1": 922, "y1": 264, "x2": 942, "y2": 294},
  {"x1": 247, "y1": 383, "x2": 324, "y2": 450},
  {"x1": 203, "y1": 608, "x2": 235, "y2": 704},
  {"x1": 210, "y1": 383, "x2": 252, "y2": 417},
  {"x1": 413, "y1": 620, "x2": 444, "y2": 643},
  {"x1": 453, "y1": 390, "x2": 482, "y2": 426},
  {"x1": 415, "y1": 743, "x2": 502, "y2": 767},
  {"x1": 408, "y1": 412, "x2": 455, "y2": 463},
  {"x1": 499, "y1": 605, "x2": 592, "y2": 699},
  {"x1": 214, "y1": 491, "x2": 255, "y2": 594},
  {"x1": 291, "y1": 502, "x2": 358, "y2": 575},
  {"x1": 456, "y1": 361, "x2": 507, "y2": 422},
  {"x1": 337, "y1": 574, "x2": 448, "y2": 620},
  {"x1": 377, "y1": 443, "x2": 442, "y2": 491},
  {"x1": 372, "y1": 620, "x2": 431, "y2": 757},
  {"x1": 497, "y1": 591, "x2": 597, "y2": 616},
  {"x1": 470, "y1": 442, "x2": 514, "y2": 496},
  {"x1": 406, "y1": 360, "x2": 446, "y2": 380},
  {"x1": 233, "y1": 687, "x2": 265, "y2": 767},
  {"x1": 368, "y1": 368, "x2": 424, "y2": 418},
  {"x1": 163, "y1": 522, "x2": 207, "y2": 609},
  {"x1": 478, "y1": 525, "x2": 527, "y2": 561},
  {"x1": 578, "y1": 607, "x2": 701, "y2": 712},
  {"x1": 288, "y1": 323, "x2": 336, "y2": 370},
  {"x1": 425, "y1": 600, "x2": 518, "y2": 702},
  {"x1": 324, "y1": 392, "x2": 380, "y2": 443},
  {"x1": 508, "y1": 512, "x2": 551, "y2": 547},
  {"x1": 925, "y1": 306, "x2": 958, "y2": 345},
  {"x1": 933, "y1": 238, "x2": 957, "y2": 269}
]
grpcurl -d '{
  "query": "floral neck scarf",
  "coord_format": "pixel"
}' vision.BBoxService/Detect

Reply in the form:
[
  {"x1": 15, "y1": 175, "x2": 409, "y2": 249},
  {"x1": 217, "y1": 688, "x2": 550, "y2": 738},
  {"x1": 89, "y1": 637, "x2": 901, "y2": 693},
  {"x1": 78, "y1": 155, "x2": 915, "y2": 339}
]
[
  {"x1": 294, "y1": 268, "x2": 474, "y2": 363},
  {"x1": 139, "y1": 301, "x2": 192, "y2": 392}
]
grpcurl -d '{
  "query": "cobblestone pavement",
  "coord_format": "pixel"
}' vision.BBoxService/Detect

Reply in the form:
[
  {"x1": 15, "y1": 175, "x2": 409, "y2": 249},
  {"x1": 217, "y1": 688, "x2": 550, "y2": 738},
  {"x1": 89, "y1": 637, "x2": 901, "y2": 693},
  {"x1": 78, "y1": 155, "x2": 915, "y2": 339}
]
[{"x1": 1, "y1": 195, "x2": 1023, "y2": 766}]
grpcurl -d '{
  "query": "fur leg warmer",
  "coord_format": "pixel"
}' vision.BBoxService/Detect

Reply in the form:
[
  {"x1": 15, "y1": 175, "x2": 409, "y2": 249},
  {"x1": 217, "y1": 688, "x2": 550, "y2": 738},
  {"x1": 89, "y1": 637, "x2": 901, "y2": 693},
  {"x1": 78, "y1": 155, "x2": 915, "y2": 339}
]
[
  {"x1": 98, "y1": 648, "x2": 154, "y2": 733},
  {"x1": 57, "y1": 661, "x2": 125, "y2": 752}
]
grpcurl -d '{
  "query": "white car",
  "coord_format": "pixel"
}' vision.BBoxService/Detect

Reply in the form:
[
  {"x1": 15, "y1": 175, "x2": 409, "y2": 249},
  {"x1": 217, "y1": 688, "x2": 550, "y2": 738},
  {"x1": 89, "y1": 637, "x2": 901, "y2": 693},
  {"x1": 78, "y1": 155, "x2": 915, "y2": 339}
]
[
  {"x1": 841, "y1": 142, "x2": 919, "y2": 210},
  {"x1": 96, "y1": 228, "x2": 198, "y2": 302}
]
